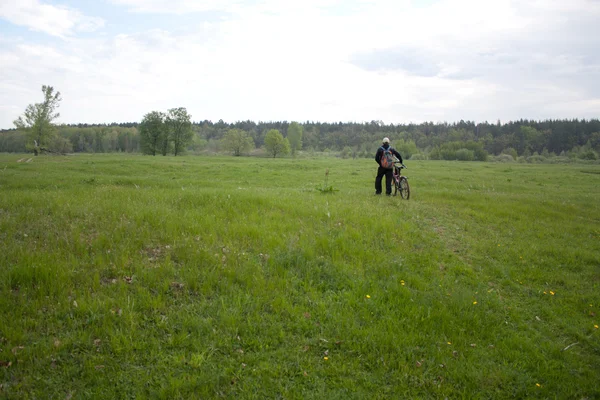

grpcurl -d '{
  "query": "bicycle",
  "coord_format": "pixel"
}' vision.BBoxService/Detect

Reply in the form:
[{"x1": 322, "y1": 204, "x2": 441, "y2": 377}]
[{"x1": 392, "y1": 161, "x2": 410, "y2": 199}]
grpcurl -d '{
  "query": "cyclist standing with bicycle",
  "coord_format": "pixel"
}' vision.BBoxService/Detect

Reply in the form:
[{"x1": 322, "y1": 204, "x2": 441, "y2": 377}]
[{"x1": 375, "y1": 137, "x2": 403, "y2": 196}]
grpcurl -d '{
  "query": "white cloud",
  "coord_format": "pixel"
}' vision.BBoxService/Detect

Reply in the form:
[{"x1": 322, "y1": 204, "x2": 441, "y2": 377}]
[
  {"x1": 0, "y1": 0, "x2": 104, "y2": 38},
  {"x1": 1, "y1": 0, "x2": 599, "y2": 127},
  {"x1": 108, "y1": 0, "x2": 246, "y2": 14},
  {"x1": 109, "y1": 0, "x2": 358, "y2": 15}
]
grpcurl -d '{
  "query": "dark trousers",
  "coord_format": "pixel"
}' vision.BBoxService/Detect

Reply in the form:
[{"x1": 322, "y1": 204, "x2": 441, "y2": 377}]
[{"x1": 375, "y1": 166, "x2": 393, "y2": 194}]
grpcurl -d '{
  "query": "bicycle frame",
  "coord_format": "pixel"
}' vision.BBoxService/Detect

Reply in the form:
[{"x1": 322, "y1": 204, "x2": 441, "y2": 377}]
[
  {"x1": 392, "y1": 161, "x2": 410, "y2": 199},
  {"x1": 392, "y1": 162, "x2": 405, "y2": 185}
]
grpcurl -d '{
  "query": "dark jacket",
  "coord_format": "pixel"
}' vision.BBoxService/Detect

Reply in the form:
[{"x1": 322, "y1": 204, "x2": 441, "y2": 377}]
[{"x1": 375, "y1": 143, "x2": 403, "y2": 166}]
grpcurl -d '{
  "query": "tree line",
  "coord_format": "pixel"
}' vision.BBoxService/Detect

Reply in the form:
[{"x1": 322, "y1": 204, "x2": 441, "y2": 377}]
[{"x1": 3, "y1": 86, "x2": 599, "y2": 161}]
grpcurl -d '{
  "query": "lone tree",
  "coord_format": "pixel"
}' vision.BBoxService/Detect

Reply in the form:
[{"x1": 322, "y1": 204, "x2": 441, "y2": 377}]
[
  {"x1": 264, "y1": 129, "x2": 290, "y2": 158},
  {"x1": 222, "y1": 128, "x2": 255, "y2": 156},
  {"x1": 14, "y1": 85, "x2": 62, "y2": 155},
  {"x1": 287, "y1": 121, "x2": 303, "y2": 156},
  {"x1": 166, "y1": 107, "x2": 193, "y2": 156},
  {"x1": 139, "y1": 111, "x2": 166, "y2": 156}
]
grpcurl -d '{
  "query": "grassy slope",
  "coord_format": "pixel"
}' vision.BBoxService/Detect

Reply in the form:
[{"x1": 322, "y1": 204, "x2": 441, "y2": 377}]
[{"x1": 0, "y1": 154, "x2": 599, "y2": 399}]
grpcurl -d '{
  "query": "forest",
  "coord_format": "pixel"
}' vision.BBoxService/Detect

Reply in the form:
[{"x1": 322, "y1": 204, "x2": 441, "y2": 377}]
[{"x1": 2, "y1": 118, "x2": 599, "y2": 162}]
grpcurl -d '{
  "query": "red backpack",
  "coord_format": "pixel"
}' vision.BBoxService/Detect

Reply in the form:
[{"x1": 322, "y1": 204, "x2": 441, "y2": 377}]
[{"x1": 380, "y1": 146, "x2": 394, "y2": 169}]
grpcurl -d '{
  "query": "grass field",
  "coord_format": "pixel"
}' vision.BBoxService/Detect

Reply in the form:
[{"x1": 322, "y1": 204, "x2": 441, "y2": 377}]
[{"x1": 1, "y1": 153, "x2": 599, "y2": 399}]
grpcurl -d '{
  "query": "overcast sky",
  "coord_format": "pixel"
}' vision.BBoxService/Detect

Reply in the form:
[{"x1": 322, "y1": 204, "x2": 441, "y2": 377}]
[{"x1": 0, "y1": 0, "x2": 599, "y2": 128}]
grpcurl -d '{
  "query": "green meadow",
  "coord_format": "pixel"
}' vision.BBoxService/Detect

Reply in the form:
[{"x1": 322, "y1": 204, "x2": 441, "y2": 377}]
[{"x1": 0, "y1": 154, "x2": 599, "y2": 399}]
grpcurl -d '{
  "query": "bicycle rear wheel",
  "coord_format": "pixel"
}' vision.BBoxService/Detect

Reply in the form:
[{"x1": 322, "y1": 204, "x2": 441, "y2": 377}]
[
  {"x1": 393, "y1": 176, "x2": 400, "y2": 196},
  {"x1": 399, "y1": 177, "x2": 410, "y2": 200}
]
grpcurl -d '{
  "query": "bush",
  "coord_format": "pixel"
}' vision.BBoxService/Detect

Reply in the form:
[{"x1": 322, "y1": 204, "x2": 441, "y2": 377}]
[
  {"x1": 455, "y1": 148, "x2": 475, "y2": 161},
  {"x1": 430, "y1": 140, "x2": 488, "y2": 161},
  {"x1": 541, "y1": 148, "x2": 553, "y2": 158},
  {"x1": 578, "y1": 150, "x2": 598, "y2": 160},
  {"x1": 394, "y1": 139, "x2": 418, "y2": 159},
  {"x1": 340, "y1": 146, "x2": 353, "y2": 159},
  {"x1": 474, "y1": 148, "x2": 488, "y2": 161},
  {"x1": 493, "y1": 154, "x2": 515, "y2": 163},
  {"x1": 187, "y1": 137, "x2": 207, "y2": 154},
  {"x1": 440, "y1": 149, "x2": 456, "y2": 160},
  {"x1": 501, "y1": 148, "x2": 518, "y2": 160},
  {"x1": 527, "y1": 155, "x2": 546, "y2": 163},
  {"x1": 410, "y1": 153, "x2": 427, "y2": 160},
  {"x1": 49, "y1": 136, "x2": 73, "y2": 154},
  {"x1": 548, "y1": 156, "x2": 573, "y2": 164}
]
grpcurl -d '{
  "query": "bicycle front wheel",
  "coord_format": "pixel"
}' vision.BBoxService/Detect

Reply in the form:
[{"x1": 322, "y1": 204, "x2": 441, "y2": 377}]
[{"x1": 399, "y1": 177, "x2": 410, "y2": 200}]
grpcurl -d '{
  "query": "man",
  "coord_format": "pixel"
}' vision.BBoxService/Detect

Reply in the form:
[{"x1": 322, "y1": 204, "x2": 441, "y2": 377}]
[{"x1": 375, "y1": 137, "x2": 403, "y2": 195}]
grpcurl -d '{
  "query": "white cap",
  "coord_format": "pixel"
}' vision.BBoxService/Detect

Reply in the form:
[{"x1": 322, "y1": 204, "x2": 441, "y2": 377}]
[{"x1": 382, "y1": 137, "x2": 390, "y2": 143}]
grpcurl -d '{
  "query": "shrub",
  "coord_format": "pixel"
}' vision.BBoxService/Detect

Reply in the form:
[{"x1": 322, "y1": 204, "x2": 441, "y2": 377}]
[
  {"x1": 527, "y1": 155, "x2": 546, "y2": 163},
  {"x1": 474, "y1": 148, "x2": 488, "y2": 161},
  {"x1": 501, "y1": 148, "x2": 518, "y2": 160},
  {"x1": 430, "y1": 140, "x2": 488, "y2": 161},
  {"x1": 394, "y1": 139, "x2": 418, "y2": 160},
  {"x1": 440, "y1": 149, "x2": 456, "y2": 160},
  {"x1": 549, "y1": 156, "x2": 572, "y2": 164},
  {"x1": 410, "y1": 153, "x2": 427, "y2": 160},
  {"x1": 340, "y1": 146, "x2": 353, "y2": 159},
  {"x1": 541, "y1": 148, "x2": 553, "y2": 158},
  {"x1": 49, "y1": 136, "x2": 73, "y2": 154},
  {"x1": 578, "y1": 150, "x2": 598, "y2": 160},
  {"x1": 456, "y1": 148, "x2": 475, "y2": 161},
  {"x1": 494, "y1": 154, "x2": 515, "y2": 163}
]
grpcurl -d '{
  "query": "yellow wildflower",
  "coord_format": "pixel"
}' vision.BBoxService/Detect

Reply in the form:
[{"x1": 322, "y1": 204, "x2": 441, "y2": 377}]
[
  {"x1": 324, "y1": 357, "x2": 329, "y2": 360},
  {"x1": 473, "y1": 301, "x2": 478, "y2": 305},
  {"x1": 366, "y1": 295, "x2": 370, "y2": 299}
]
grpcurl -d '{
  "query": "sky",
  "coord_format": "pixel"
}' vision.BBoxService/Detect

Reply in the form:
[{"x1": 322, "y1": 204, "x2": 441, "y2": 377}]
[{"x1": 0, "y1": 0, "x2": 599, "y2": 128}]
